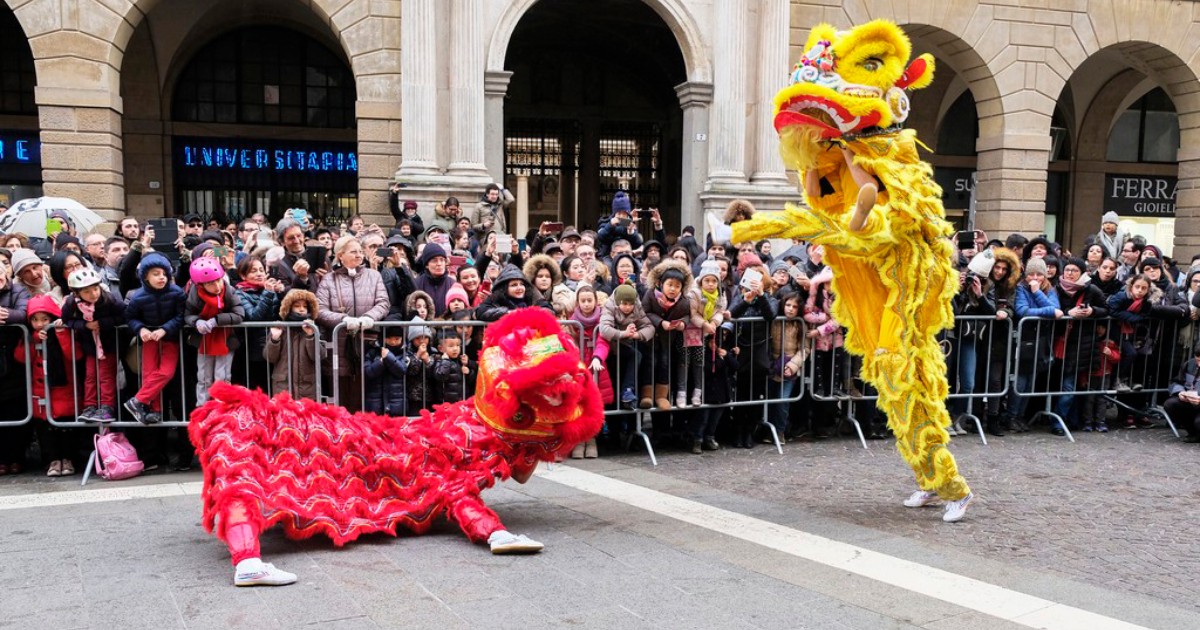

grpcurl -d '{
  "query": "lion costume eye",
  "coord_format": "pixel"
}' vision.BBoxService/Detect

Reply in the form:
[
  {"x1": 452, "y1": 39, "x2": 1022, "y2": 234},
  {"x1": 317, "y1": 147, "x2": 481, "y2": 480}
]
[{"x1": 862, "y1": 57, "x2": 883, "y2": 71}]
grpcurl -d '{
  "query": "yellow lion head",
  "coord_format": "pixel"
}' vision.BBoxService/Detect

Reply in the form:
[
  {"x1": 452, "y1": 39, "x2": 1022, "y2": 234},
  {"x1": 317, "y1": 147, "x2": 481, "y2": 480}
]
[{"x1": 775, "y1": 20, "x2": 934, "y2": 167}]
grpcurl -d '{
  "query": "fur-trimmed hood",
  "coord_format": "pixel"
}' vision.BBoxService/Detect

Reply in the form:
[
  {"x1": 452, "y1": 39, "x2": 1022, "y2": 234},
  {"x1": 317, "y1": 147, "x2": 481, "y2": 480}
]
[
  {"x1": 523, "y1": 254, "x2": 562, "y2": 286},
  {"x1": 646, "y1": 258, "x2": 693, "y2": 290},
  {"x1": 406, "y1": 290, "x2": 434, "y2": 316},
  {"x1": 279, "y1": 289, "x2": 318, "y2": 320},
  {"x1": 991, "y1": 247, "x2": 1021, "y2": 294},
  {"x1": 1125, "y1": 275, "x2": 1164, "y2": 303}
]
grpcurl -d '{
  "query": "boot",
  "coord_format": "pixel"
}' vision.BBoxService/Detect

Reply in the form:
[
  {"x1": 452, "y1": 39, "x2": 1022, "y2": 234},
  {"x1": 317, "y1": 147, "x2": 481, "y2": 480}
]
[
  {"x1": 844, "y1": 378, "x2": 863, "y2": 399},
  {"x1": 654, "y1": 384, "x2": 671, "y2": 411},
  {"x1": 986, "y1": 414, "x2": 1006, "y2": 437},
  {"x1": 584, "y1": 439, "x2": 599, "y2": 458},
  {"x1": 691, "y1": 440, "x2": 703, "y2": 454},
  {"x1": 639, "y1": 385, "x2": 654, "y2": 409},
  {"x1": 741, "y1": 423, "x2": 757, "y2": 449}
]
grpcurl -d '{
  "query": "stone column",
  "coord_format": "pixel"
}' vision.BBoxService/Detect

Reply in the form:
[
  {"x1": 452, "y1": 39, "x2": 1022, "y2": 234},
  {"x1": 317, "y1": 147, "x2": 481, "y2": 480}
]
[
  {"x1": 446, "y1": 0, "x2": 491, "y2": 182},
  {"x1": 38, "y1": 97, "x2": 126, "y2": 224},
  {"x1": 1175, "y1": 144, "x2": 1200, "y2": 259},
  {"x1": 707, "y1": 0, "x2": 748, "y2": 184},
  {"x1": 484, "y1": 71, "x2": 513, "y2": 182},
  {"x1": 515, "y1": 175, "x2": 530, "y2": 239},
  {"x1": 397, "y1": 0, "x2": 440, "y2": 179},
  {"x1": 750, "y1": 0, "x2": 789, "y2": 185},
  {"x1": 973, "y1": 133, "x2": 1050, "y2": 237},
  {"x1": 676, "y1": 82, "x2": 713, "y2": 233}
]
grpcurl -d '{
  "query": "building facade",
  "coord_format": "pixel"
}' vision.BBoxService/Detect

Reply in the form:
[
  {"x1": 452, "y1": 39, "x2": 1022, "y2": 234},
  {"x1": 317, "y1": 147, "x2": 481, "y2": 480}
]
[{"x1": 0, "y1": 0, "x2": 1195, "y2": 255}]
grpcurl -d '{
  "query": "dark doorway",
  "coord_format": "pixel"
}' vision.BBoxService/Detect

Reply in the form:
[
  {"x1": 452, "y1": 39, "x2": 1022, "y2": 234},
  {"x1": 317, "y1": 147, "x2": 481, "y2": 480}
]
[{"x1": 503, "y1": 0, "x2": 687, "y2": 233}]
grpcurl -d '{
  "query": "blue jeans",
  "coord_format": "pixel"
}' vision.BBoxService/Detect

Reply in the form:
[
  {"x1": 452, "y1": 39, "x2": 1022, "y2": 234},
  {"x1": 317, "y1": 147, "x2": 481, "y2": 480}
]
[
  {"x1": 1055, "y1": 373, "x2": 1077, "y2": 428},
  {"x1": 951, "y1": 338, "x2": 977, "y2": 415},
  {"x1": 767, "y1": 379, "x2": 798, "y2": 433},
  {"x1": 1006, "y1": 372, "x2": 1032, "y2": 422}
]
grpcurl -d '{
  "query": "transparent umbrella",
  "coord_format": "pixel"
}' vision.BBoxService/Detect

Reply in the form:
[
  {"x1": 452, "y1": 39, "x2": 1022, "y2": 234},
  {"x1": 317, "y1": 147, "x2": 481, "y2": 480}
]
[{"x1": 0, "y1": 197, "x2": 105, "y2": 237}]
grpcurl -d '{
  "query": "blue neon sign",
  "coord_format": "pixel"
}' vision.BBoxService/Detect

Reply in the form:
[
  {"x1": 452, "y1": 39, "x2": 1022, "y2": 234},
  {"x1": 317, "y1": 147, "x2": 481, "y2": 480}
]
[
  {"x1": 0, "y1": 134, "x2": 41, "y2": 166},
  {"x1": 179, "y1": 143, "x2": 357, "y2": 173}
]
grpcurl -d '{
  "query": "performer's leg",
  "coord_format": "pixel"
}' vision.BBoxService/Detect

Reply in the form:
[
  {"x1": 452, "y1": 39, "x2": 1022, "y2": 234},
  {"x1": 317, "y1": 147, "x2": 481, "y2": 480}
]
[
  {"x1": 841, "y1": 147, "x2": 877, "y2": 232},
  {"x1": 449, "y1": 494, "x2": 544, "y2": 554},
  {"x1": 220, "y1": 499, "x2": 296, "y2": 586}
]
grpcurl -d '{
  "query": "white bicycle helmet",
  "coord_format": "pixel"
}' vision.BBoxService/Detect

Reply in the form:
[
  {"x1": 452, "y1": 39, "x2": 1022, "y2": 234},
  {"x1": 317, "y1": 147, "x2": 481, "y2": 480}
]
[{"x1": 67, "y1": 267, "x2": 103, "y2": 290}]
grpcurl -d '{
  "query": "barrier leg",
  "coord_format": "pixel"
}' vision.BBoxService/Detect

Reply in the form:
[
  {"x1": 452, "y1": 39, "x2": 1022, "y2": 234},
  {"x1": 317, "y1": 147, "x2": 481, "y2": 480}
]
[
  {"x1": 963, "y1": 398, "x2": 988, "y2": 445},
  {"x1": 1032, "y1": 396, "x2": 1074, "y2": 443},
  {"x1": 80, "y1": 445, "x2": 98, "y2": 487},
  {"x1": 633, "y1": 411, "x2": 657, "y2": 466},
  {"x1": 839, "y1": 408, "x2": 868, "y2": 450},
  {"x1": 759, "y1": 405, "x2": 783, "y2": 454},
  {"x1": 1147, "y1": 405, "x2": 1177, "y2": 438}
]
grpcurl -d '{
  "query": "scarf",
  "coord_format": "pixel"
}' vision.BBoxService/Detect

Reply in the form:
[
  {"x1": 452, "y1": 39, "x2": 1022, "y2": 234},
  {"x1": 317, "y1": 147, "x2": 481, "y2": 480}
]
[
  {"x1": 1098, "y1": 230, "x2": 1121, "y2": 259},
  {"x1": 1058, "y1": 276, "x2": 1087, "y2": 295},
  {"x1": 1121, "y1": 297, "x2": 1146, "y2": 335},
  {"x1": 236, "y1": 280, "x2": 263, "y2": 291},
  {"x1": 285, "y1": 311, "x2": 308, "y2": 323},
  {"x1": 196, "y1": 285, "x2": 231, "y2": 356},
  {"x1": 76, "y1": 300, "x2": 104, "y2": 360},
  {"x1": 701, "y1": 288, "x2": 720, "y2": 321},
  {"x1": 655, "y1": 290, "x2": 678, "y2": 313}
]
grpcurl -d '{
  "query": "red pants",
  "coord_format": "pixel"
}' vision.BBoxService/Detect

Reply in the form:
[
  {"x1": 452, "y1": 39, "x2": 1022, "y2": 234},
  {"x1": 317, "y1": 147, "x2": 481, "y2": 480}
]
[
  {"x1": 137, "y1": 340, "x2": 179, "y2": 412},
  {"x1": 83, "y1": 352, "x2": 118, "y2": 408},
  {"x1": 221, "y1": 500, "x2": 261, "y2": 566}
]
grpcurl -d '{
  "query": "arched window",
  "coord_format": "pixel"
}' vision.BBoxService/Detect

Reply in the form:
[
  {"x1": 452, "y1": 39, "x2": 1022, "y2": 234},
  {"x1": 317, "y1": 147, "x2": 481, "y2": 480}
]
[
  {"x1": 172, "y1": 27, "x2": 355, "y2": 129},
  {"x1": 1107, "y1": 87, "x2": 1178, "y2": 163},
  {"x1": 936, "y1": 92, "x2": 978, "y2": 157},
  {"x1": 0, "y1": 10, "x2": 37, "y2": 115}
]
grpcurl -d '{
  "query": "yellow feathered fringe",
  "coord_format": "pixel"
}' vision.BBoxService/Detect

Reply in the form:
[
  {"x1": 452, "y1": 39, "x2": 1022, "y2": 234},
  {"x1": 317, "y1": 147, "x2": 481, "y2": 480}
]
[{"x1": 733, "y1": 130, "x2": 969, "y2": 500}]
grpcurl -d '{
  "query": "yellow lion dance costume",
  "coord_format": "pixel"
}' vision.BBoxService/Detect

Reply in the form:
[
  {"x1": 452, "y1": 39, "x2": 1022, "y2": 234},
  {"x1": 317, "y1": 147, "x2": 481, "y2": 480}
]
[{"x1": 729, "y1": 20, "x2": 972, "y2": 520}]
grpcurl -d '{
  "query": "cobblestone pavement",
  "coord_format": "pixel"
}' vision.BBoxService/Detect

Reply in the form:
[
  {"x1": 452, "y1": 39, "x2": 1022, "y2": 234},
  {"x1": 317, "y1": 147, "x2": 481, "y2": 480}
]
[{"x1": 603, "y1": 422, "x2": 1200, "y2": 611}]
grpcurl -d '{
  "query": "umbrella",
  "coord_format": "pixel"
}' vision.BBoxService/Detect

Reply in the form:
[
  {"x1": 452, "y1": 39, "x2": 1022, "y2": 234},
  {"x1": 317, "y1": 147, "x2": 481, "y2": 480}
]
[{"x1": 0, "y1": 197, "x2": 105, "y2": 237}]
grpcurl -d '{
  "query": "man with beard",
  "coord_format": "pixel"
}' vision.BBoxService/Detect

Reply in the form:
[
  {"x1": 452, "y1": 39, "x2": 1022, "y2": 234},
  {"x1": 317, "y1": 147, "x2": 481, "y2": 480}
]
[{"x1": 271, "y1": 219, "x2": 321, "y2": 294}]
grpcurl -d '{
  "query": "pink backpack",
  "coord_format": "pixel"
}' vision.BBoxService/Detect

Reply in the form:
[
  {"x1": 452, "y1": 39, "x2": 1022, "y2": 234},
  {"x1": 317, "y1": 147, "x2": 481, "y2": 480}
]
[{"x1": 93, "y1": 431, "x2": 144, "y2": 480}]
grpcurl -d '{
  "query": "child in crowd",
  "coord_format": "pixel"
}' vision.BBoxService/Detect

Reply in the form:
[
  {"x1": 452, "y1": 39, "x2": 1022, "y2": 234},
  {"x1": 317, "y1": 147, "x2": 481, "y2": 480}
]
[
  {"x1": 477, "y1": 264, "x2": 540, "y2": 322},
  {"x1": 573, "y1": 284, "x2": 610, "y2": 458},
  {"x1": 404, "y1": 320, "x2": 437, "y2": 412},
  {"x1": 803, "y1": 267, "x2": 843, "y2": 437},
  {"x1": 264, "y1": 290, "x2": 319, "y2": 401},
  {"x1": 1108, "y1": 273, "x2": 1156, "y2": 392},
  {"x1": 642, "y1": 260, "x2": 692, "y2": 410},
  {"x1": 406, "y1": 290, "x2": 435, "y2": 321},
  {"x1": 434, "y1": 331, "x2": 476, "y2": 405},
  {"x1": 768, "y1": 292, "x2": 808, "y2": 437},
  {"x1": 17, "y1": 295, "x2": 81, "y2": 476},
  {"x1": 184, "y1": 257, "x2": 245, "y2": 407},
  {"x1": 1079, "y1": 322, "x2": 1119, "y2": 433},
  {"x1": 685, "y1": 261, "x2": 726, "y2": 406},
  {"x1": 124, "y1": 253, "x2": 186, "y2": 424},
  {"x1": 61, "y1": 268, "x2": 125, "y2": 423},
  {"x1": 598, "y1": 282, "x2": 654, "y2": 408},
  {"x1": 687, "y1": 323, "x2": 738, "y2": 454},
  {"x1": 451, "y1": 309, "x2": 482, "y2": 361},
  {"x1": 363, "y1": 321, "x2": 409, "y2": 416},
  {"x1": 445, "y1": 284, "x2": 470, "y2": 318}
]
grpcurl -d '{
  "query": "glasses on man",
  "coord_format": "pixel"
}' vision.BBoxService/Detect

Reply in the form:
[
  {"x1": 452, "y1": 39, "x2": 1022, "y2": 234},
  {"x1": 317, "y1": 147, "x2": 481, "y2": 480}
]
[{"x1": 188, "y1": 222, "x2": 204, "y2": 228}]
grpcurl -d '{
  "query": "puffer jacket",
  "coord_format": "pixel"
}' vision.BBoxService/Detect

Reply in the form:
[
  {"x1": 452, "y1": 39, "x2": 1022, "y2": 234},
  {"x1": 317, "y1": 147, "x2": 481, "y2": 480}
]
[
  {"x1": 61, "y1": 288, "x2": 126, "y2": 356},
  {"x1": 316, "y1": 265, "x2": 390, "y2": 374},
  {"x1": 364, "y1": 342, "x2": 409, "y2": 416},
  {"x1": 434, "y1": 355, "x2": 477, "y2": 404},
  {"x1": 264, "y1": 290, "x2": 320, "y2": 401},
  {"x1": 769, "y1": 316, "x2": 808, "y2": 381},
  {"x1": 183, "y1": 281, "x2": 246, "y2": 351},
  {"x1": 732, "y1": 291, "x2": 778, "y2": 372},
  {"x1": 597, "y1": 298, "x2": 654, "y2": 342},
  {"x1": 16, "y1": 328, "x2": 80, "y2": 420},
  {"x1": 405, "y1": 348, "x2": 438, "y2": 411},
  {"x1": 687, "y1": 285, "x2": 727, "y2": 330},
  {"x1": 476, "y1": 265, "x2": 550, "y2": 323},
  {"x1": 642, "y1": 260, "x2": 693, "y2": 331},
  {"x1": 124, "y1": 253, "x2": 185, "y2": 338},
  {"x1": 0, "y1": 280, "x2": 30, "y2": 402},
  {"x1": 236, "y1": 283, "x2": 281, "y2": 366}
]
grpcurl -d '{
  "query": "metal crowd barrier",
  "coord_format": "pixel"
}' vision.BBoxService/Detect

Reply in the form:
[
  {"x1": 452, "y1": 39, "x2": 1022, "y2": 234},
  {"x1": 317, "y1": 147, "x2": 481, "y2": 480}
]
[
  {"x1": 940, "y1": 314, "x2": 1016, "y2": 445},
  {"x1": 1011, "y1": 315, "x2": 1190, "y2": 441},
  {"x1": 0, "y1": 323, "x2": 34, "y2": 427}
]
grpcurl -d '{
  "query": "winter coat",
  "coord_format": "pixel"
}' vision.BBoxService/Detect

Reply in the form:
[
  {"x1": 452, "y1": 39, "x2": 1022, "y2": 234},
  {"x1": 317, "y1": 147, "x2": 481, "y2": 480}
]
[
  {"x1": 1014, "y1": 282, "x2": 1059, "y2": 370},
  {"x1": 0, "y1": 281, "x2": 31, "y2": 401},
  {"x1": 15, "y1": 328, "x2": 79, "y2": 420},
  {"x1": 236, "y1": 284, "x2": 281, "y2": 365},
  {"x1": 769, "y1": 317, "x2": 808, "y2": 381},
  {"x1": 61, "y1": 289, "x2": 126, "y2": 357},
  {"x1": 476, "y1": 265, "x2": 550, "y2": 323},
  {"x1": 701, "y1": 342, "x2": 739, "y2": 405},
  {"x1": 405, "y1": 347, "x2": 438, "y2": 411},
  {"x1": 434, "y1": 355, "x2": 476, "y2": 405},
  {"x1": 642, "y1": 260, "x2": 693, "y2": 343},
  {"x1": 523, "y1": 255, "x2": 569, "y2": 315},
  {"x1": 270, "y1": 251, "x2": 319, "y2": 296},
  {"x1": 264, "y1": 290, "x2": 320, "y2": 401},
  {"x1": 363, "y1": 343, "x2": 409, "y2": 416},
  {"x1": 596, "y1": 221, "x2": 643, "y2": 257},
  {"x1": 413, "y1": 271, "x2": 452, "y2": 316},
  {"x1": 1052, "y1": 283, "x2": 1109, "y2": 371},
  {"x1": 589, "y1": 334, "x2": 617, "y2": 404},
  {"x1": 471, "y1": 189, "x2": 514, "y2": 235},
  {"x1": 687, "y1": 285, "x2": 727, "y2": 330},
  {"x1": 598, "y1": 298, "x2": 654, "y2": 343},
  {"x1": 124, "y1": 253, "x2": 185, "y2": 338},
  {"x1": 405, "y1": 290, "x2": 436, "y2": 321},
  {"x1": 802, "y1": 289, "x2": 842, "y2": 352},
  {"x1": 1168, "y1": 356, "x2": 1200, "y2": 397},
  {"x1": 316, "y1": 265, "x2": 390, "y2": 375},
  {"x1": 731, "y1": 291, "x2": 778, "y2": 372},
  {"x1": 184, "y1": 282, "x2": 246, "y2": 351}
]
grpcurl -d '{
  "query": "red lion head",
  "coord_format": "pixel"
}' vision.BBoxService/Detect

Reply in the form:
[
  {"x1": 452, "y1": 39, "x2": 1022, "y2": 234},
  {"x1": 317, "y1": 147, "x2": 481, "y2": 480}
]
[{"x1": 475, "y1": 308, "x2": 604, "y2": 451}]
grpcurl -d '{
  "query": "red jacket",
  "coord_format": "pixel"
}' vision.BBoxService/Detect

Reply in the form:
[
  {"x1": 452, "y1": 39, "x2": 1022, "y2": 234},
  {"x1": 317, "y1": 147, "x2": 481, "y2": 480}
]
[
  {"x1": 15, "y1": 329, "x2": 80, "y2": 420},
  {"x1": 590, "y1": 333, "x2": 616, "y2": 405}
]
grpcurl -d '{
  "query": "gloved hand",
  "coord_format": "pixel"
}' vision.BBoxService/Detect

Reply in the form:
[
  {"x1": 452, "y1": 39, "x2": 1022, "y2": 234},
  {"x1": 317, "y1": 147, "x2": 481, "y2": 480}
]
[
  {"x1": 195, "y1": 319, "x2": 214, "y2": 335},
  {"x1": 359, "y1": 317, "x2": 375, "y2": 331},
  {"x1": 344, "y1": 317, "x2": 361, "y2": 332}
]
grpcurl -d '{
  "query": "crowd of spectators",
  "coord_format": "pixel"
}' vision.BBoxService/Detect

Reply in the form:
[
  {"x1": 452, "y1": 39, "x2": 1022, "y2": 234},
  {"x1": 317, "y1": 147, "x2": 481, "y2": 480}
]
[{"x1": 0, "y1": 194, "x2": 1197, "y2": 480}]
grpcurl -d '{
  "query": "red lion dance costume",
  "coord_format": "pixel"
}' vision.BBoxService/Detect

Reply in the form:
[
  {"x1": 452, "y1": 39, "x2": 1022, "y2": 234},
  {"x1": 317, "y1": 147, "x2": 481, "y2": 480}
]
[{"x1": 189, "y1": 308, "x2": 604, "y2": 586}]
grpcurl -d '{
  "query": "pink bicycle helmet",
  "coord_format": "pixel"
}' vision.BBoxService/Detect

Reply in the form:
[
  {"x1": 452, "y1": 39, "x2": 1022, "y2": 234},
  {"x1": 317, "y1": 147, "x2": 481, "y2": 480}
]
[{"x1": 189, "y1": 257, "x2": 225, "y2": 284}]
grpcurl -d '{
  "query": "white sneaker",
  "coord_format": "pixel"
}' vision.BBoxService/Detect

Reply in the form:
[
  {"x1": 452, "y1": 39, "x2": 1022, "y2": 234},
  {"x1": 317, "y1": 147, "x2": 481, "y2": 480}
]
[
  {"x1": 488, "y1": 530, "x2": 544, "y2": 554},
  {"x1": 902, "y1": 490, "x2": 939, "y2": 508},
  {"x1": 691, "y1": 389, "x2": 703, "y2": 406},
  {"x1": 234, "y1": 558, "x2": 297, "y2": 586},
  {"x1": 675, "y1": 392, "x2": 688, "y2": 408},
  {"x1": 942, "y1": 492, "x2": 974, "y2": 523}
]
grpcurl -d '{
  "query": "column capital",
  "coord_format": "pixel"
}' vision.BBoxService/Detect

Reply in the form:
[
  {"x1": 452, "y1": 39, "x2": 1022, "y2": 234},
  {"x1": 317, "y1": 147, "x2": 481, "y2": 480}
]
[
  {"x1": 675, "y1": 81, "x2": 713, "y2": 109},
  {"x1": 485, "y1": 70, "x2": 514, "y2": 96}
]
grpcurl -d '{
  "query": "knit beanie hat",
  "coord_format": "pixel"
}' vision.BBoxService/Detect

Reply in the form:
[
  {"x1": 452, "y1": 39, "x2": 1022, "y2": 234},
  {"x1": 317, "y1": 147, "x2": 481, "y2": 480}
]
[
  {"x1": 1102, "y1": 211, "x2": 1119, "y2": 225},
  {"x1": 446, "y1": 283, "x2": 469, "y2": 306},
  {"x1": 11, "y1": 248, "x2": 41, "y2": 276},
  {"x1": 611, "y1": 191, "x2": 631, "y2": 215},
  {"x1": 55, "y1": 233, "x2": 81, "y2": 251},
  {"x1": 1024, "y1": 258, "x2": 1048, "y2": 277},
  {"x1": 407, "y1": 318, "x2": 433, "y2": 342},
  {"x1": 1141, "y1": 257, "x2": 1162, "y2": 269},
  {"x1": 420, "y1": 242, "x2": 448, "y2": 265},
  {"x1": 769, "y1": 259, "x2": 791, "y2": 276},
  {"x1": 696, "y1": 260, "x2": 721, "y2": 283},
  {"x1": 736, "y1": 250, "x2": 761, "y2": 276},
  {"x1": 613, "y1": 282, "x2": 638, "y2": 304}
]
